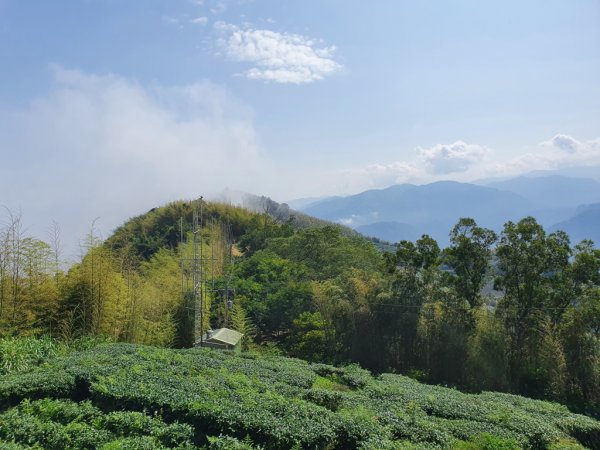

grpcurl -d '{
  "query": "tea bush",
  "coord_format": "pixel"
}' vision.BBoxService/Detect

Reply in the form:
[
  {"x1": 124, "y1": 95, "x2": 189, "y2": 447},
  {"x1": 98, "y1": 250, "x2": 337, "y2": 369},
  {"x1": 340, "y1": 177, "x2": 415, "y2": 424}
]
[{"x1": 1, "y1": 341, "x2": 599, "y2": 449}]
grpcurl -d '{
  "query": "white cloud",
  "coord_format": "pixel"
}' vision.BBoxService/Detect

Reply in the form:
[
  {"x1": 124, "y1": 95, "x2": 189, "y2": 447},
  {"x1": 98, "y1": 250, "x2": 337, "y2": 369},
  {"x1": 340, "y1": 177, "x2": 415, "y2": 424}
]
[
  {"x1": 336, "y1": 134, "x2": 600, "y2": 194},
  {"x1": 544, "y1": 134, "x2": 582, "y2": 154},
  {"x1": 487, "y1": 134, "x2": 600, "y2": 177},
  {"x1": 191, "y1": 16, "x2": 208, "y2": 25},
  {"x1": 332, "y1": 141, "x2": 490, "y2": 194},
  {"x1": 0, "y1": 66, "x2": 270, "y2": 259},
  {"x1": 215, "y1": 23, "x2": 342, "y2": 84},
  {"x1": 335, "y1": 140, "x2": 491, "y2": 193},
  {"x1": 329, "y1": 134, "x2": 600, "y2": 197},
  {"x1": 418, "y1": 141, "x2": 490, "y2": 174},
  {"x1": 541, "y1": 134, "x2": 600, "y2": 156}
]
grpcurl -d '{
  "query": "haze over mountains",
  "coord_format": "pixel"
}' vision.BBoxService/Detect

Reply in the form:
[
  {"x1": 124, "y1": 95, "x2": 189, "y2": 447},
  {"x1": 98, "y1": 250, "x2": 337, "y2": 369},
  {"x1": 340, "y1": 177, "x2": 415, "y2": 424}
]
[{"x1": 294, "y1": 171, "x2": 600, "y2": 247}]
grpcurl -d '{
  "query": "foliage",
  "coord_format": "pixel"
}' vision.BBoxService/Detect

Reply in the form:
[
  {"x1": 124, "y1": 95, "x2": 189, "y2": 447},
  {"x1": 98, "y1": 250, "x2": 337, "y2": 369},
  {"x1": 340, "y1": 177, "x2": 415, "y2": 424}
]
[
  {"x1": 0, "y1": 335, "x2": 64, "y2": 375},
  {"x1": 453, "y1": 433, "x2": 520, "y2": 450},
  {"x1": 1, "y1": 341, "x2": 599, "y2": 449},
  {"x1": 3, "y1": 202, "x2": 600, "y2": 427}
]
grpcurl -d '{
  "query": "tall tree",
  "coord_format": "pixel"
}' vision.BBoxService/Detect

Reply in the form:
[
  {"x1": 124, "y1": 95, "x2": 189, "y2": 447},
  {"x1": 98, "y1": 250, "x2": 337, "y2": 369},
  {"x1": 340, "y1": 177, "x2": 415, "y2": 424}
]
[
  {"x1": 444, "y1": 218, "x2": 497, "y2": 309},
  {"x1": 494, "y1": 217, "x2": 571, "y2": 395}
]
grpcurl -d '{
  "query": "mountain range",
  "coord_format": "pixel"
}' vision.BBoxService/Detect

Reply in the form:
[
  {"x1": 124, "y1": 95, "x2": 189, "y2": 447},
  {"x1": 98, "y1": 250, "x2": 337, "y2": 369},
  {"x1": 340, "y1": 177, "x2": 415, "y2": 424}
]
[{"x1": 294, "y1": 172, "x2": 600, "y2": 247}]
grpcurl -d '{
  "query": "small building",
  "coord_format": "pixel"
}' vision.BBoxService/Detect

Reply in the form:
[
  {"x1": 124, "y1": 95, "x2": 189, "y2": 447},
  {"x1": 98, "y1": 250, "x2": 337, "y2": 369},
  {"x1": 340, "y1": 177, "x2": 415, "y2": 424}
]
[{"x1": 197, "y1": 328, "x2": 243, "y2": 353}]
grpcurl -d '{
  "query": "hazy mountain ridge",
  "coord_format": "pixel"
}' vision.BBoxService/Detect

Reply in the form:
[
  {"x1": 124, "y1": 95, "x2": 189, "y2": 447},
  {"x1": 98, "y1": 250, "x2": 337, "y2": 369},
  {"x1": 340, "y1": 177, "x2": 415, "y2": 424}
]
[
  {"x1": 297, "y1": 175, "x2": 600, "y2": 245},
  {"x1": 356, "y1": 221, "x2": 421, "y2": 243},
  {"x1": 550, "y1": 202, "x2": 600, "y2": 244},
  {"x1": 485, "y1": 175, "x2": 600, "y2": 209}
]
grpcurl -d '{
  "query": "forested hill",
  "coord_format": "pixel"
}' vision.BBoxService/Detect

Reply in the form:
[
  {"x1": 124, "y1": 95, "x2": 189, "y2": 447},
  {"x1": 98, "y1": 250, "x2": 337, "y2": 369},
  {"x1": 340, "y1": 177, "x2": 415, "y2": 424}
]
[
  {"x1": 1, "y1": 198, "x2": 600, "y2": 431},
  {"x1": 104, "y1": 197, "x2": 391, "y2": 264}
]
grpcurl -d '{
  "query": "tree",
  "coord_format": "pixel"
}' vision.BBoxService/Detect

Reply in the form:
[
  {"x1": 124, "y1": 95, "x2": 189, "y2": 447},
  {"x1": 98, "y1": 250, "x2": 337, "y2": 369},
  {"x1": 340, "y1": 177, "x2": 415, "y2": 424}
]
[
  {"x1": 466, "y1": 310, "x2": 510, "y2": 391},
  {"x1": 0, "y1": 209, "x2": 61, "y2": 335},
  {"x1": 444, "y1": 218, "x2": 497, "y2": 309},
  {"x1": 561, "y1": 284, "x2": 600, "y2": 415},
  {"x1": 494, "y1": 217, "x2": 571, "y2": 394},
  {"x1": 372, "y1": 235, "x2": 443, "y2": 373},
  {"x1": 393, "y1": 235, "x2": 440, "y2": 272},
  {"x1": 230, "y1": 303, "x2": 256, "y2": 350},
  {"x1": 60, "y1": 225, "x2": 128, "y2": 340},
  {"x1": 288, "y1": 311, "x2": 327, "y2": 362}
]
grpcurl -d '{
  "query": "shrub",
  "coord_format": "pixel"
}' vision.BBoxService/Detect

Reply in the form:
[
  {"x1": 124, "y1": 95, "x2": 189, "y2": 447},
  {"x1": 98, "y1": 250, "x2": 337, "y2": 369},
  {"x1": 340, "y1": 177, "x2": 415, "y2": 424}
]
[
  {"x1": 0, "y1": 341, "x2": 597, "y2": 449},
  {"x1": 301, "y1": 388, "x2": 345, "y2": 411},
  {"x1": 205, "y1": 435, "x2": 257, "y2": 449},
  {"x1": 0, "y1": 336, "x2": 63, "y2": 375},
  {"x1": 452, "y1": 433, "x2": 521, "y2": 450},
  {"x1": 548, "y1": 439, "x2": 587, "y2": 450},
  {"x1": 100, "y1": 436, "x2": 168, "y2": 450}
]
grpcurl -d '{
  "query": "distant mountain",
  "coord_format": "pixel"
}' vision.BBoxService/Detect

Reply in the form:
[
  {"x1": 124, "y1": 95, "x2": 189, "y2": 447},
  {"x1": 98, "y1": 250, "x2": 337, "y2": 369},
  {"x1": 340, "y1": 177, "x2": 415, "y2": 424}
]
[
  {"x1": 550, "y1": 203, "x2": 600, "y2": 244},
  {"x1": 297, "y1": 175, "x2": 600, "y2": 246},
  {"x1": 302, "y1": 184, "x2": 417, "y2": 224},
  {"x1": 475, "y1": 166, "x2": 600, "y2": 185},
  {"x1": 485, "y1": 175, "x2": 600, "y2": 209},
  {"x1": 525, "y1": 166, "x2": 600, "y2": 181},
  {"x1": 301, "y1": 181, "x2": 535, "y2": 246},
  {"x1": 286, "y1": 196, "x2": 334, "y2": 210},
  {"x1": 356, "y1": 222, "x2": 422, "y2": 243}
]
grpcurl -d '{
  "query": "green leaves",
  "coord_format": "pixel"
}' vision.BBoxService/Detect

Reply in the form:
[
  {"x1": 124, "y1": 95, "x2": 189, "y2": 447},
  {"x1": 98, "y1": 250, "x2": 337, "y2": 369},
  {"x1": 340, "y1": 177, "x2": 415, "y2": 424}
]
[
  {"x1": 1, "y1": 341, "x2": 598, "y2": 449},
  {"x1": 445, "y1": 218, "x2": 497, "y2": 309}
]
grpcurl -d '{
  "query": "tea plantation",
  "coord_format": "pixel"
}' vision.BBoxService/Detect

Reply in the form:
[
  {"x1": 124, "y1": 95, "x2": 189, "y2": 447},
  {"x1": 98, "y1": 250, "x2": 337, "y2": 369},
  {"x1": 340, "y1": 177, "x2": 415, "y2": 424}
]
[{"x1": 1, "y1": 342, "x2": 599, "y2": 449}]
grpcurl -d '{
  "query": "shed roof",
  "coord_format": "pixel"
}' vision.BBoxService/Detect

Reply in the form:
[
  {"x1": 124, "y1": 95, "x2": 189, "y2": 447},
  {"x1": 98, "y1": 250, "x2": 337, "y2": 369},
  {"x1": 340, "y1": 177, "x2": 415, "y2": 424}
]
[{"x1": 204, "y1": 328, "x2": 243, "y2": 346}]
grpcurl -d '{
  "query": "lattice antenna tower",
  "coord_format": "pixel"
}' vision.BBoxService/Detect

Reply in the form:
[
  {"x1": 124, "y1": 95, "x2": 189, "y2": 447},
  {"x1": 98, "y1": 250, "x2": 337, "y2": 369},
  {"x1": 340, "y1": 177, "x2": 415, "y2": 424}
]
[
  {"x1": 193, "y1": 199, "x2": 202, "y2": 344},
  {"x1": 181, "y1": 197, "x2": 229, "y2": 346},
  {"x1": 180, "y1": 196, "x2": 207, "y2": 346}
]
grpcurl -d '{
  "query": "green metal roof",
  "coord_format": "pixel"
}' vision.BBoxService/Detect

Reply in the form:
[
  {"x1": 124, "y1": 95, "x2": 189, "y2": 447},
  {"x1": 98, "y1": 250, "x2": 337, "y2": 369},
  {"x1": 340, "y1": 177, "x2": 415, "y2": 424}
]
[{"x1": 205, "y1": 328, "x2": 243, "y2": 346}]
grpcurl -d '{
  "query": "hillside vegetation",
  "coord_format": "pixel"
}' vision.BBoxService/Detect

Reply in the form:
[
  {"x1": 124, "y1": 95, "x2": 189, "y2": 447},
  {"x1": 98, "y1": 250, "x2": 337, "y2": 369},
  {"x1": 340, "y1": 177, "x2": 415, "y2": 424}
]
[
  {"x1": 1, "y1": 339, "x2": 599, "y2": 449},
  {"x1": 1, "y1": 198, "x2": 600, "y2": 427}
]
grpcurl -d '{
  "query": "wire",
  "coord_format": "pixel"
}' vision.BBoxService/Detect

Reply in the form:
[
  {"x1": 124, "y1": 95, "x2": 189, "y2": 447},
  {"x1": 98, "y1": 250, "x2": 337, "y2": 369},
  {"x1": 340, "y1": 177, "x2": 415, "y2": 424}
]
[{"x1": 370, "y1": 302, "x2": 583, "y2": 311}]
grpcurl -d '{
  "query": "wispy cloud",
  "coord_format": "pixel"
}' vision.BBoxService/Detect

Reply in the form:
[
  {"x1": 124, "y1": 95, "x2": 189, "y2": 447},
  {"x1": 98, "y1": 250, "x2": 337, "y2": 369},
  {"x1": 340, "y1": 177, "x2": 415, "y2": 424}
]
[
  {"x1": 0, "y1": 66, "x2": 270, "y2": 258},
  {"x1": 340, "y1": 141, "x2": 489, "y2": 191},
  {"x1": 418, "y1": 141, "x2": 490, "y2": 175},
  {"x1": 487, "y1": 134, "x2": 600, "y2": 176},
  {"x1": 541, "y1": 134, "x2": 600, "y2": 156},
  {"x1": 215, "y1": 22, "x2": 342, "y2": 84},
  {"x1": 191, "y1": 16, "x2": 209, "y2": 25},
  {"x1": 337, "y1": 134, "x2": 600, "y2": 194}
]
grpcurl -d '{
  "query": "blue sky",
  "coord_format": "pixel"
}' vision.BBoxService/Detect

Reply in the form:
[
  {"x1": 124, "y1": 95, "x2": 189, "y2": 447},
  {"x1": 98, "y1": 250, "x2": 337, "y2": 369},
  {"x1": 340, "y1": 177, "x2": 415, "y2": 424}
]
[{"x1": 1, "y1": 0, "x2": 599, "y2": 256}]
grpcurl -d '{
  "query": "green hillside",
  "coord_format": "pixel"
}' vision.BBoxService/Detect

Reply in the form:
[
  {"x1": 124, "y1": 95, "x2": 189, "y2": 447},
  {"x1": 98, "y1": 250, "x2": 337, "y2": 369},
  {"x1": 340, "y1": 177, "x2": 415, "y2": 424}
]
[
  {"x1": 1, "y1": 340, "x2": 598, "y2": 450},
  {"x1": 2, "y1": 197, "x2": 600, "y2": 449}
]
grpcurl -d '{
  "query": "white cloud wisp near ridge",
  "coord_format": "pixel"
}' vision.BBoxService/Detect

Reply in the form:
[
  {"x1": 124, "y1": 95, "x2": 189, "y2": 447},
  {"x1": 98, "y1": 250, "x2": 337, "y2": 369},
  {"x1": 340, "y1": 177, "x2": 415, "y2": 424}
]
[
  {"x1": 338, "y1": 135, "x2": 600, "y2": 193},
  {"x1": 0, "y1": 66, "x2": 269, "y2": 258},
  {"x1": 418, "y1": 141, "x2": 490, "y2": 175}
]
